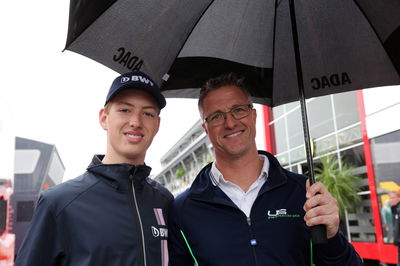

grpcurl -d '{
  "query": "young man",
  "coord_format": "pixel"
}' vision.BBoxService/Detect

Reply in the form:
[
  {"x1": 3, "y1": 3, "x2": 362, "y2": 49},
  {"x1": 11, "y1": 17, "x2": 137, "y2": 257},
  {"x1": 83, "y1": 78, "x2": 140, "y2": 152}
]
[
  {"x1": 15, "y1": 71, "x2": 173, "y2": 266},
  {"x1": 168, "y1": 73, "x2": 363, "y2": 265}
]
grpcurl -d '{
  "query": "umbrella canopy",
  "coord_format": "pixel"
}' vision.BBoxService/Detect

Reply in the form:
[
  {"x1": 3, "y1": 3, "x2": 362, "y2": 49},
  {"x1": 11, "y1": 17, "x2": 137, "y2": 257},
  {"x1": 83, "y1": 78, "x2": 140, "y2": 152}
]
[
  {"x1": 65, "y1": 0, "x2": 400, "y2": 244},
  {"x1": 65, "y1": 0, "x2": 400, "y2": 107}
]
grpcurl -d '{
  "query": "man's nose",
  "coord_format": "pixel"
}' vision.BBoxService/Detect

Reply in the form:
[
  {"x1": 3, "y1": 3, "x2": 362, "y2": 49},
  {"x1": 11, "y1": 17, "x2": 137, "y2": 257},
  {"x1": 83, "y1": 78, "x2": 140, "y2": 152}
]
[
  {"x1": 129, "y1": 113, "x2": 142, "y2": 127},
  {"x1": 223, "y1": 112, "x2": 237, "y2": 128}
]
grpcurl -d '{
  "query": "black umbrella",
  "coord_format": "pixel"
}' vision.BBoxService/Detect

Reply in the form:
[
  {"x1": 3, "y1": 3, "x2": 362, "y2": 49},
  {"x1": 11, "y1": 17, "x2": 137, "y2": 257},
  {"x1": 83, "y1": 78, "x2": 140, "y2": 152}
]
[{"x1": 65, "y1": 0, "x2": 400, "y2": 243}]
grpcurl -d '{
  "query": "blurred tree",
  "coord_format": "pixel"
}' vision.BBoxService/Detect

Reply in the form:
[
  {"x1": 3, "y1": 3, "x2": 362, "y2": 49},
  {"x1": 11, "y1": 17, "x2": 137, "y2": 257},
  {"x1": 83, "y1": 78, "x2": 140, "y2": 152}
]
[
  {"x1": 315, "y1": 154, "x2": 362, "y2": 218},
  {"x1": 175, "y1": 168, "x2": 186, "y2": 179}
]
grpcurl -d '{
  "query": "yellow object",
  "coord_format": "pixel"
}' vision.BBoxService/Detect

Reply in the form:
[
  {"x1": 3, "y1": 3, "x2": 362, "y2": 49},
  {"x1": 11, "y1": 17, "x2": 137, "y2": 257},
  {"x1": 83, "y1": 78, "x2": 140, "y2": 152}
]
[{"x1": 379, "y1": 181, "x2": 400, "y2": 205}]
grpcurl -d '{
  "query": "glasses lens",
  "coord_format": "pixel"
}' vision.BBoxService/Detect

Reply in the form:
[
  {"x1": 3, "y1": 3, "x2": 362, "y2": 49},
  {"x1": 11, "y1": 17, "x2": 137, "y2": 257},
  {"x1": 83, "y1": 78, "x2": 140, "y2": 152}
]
[
  {"x1": 206, "y1": 104, "x2": 252, "y2": 126},
  {"x1": 207, "y1": 112, "x2": 224, "y2": 126},
  {"x1": 231, "y1": 105, "x2": 251, "y2": 119}
]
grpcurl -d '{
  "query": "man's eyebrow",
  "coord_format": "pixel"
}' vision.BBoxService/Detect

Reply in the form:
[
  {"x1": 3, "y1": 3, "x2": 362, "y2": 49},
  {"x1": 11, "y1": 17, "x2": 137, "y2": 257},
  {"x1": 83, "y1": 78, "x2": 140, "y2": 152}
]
[
  {"x1": 142, "y1": 105, "x2": 158, "y2": 110},
  {"x1": 207, "y1": 104, "x2": 247, "y2": 114},
  {"x1": 116, "y1": 101, "x2": 134, "y2": 107},
  {"x1": 117, "y1": 101, "x2": 158, "y2": 110}
]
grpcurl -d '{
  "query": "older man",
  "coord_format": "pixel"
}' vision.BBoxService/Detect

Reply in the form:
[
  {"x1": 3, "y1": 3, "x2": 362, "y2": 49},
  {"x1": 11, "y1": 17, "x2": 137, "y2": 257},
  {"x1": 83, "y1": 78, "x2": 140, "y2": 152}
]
[{"x1": 169, "y1": 73, "x2": 362, "y2": 265}]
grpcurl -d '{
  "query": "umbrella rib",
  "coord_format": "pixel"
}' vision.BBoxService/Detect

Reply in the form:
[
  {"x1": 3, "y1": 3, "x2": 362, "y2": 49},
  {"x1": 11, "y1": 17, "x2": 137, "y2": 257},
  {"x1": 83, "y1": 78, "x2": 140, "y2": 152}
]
[
  {"x1": 170, "y1": 0, "x2": 217, "y2": 61},
  {"x1": 270, "y1": 0, "x2": 279, "y2": 105},
  {"x1": 229, "y1": 1, "x2": 251, "y2": 55},
  {"x1": 351, "y1": 0, "x2": 385, "y2": 45},
  {"x1": 64, "y1": 0, "x2": 119, "y2": 50},
  {"x1": 351, "y1": 0, "x2": 400, "y2": 75}
]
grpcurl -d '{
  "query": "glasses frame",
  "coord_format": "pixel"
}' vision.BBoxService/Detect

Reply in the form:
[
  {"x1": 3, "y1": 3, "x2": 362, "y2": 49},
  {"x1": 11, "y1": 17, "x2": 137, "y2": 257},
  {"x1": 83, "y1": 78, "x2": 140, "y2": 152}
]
[{"x1": 204, "y1": 104, "x2": 254, "y2": 126}]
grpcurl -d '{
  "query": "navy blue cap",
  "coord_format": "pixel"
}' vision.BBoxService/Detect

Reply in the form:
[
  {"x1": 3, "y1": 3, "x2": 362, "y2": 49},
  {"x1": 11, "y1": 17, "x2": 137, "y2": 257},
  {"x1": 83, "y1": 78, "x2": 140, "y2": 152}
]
[{"x1": 105, "y1": 71, "x2": 166, "y2": 109}]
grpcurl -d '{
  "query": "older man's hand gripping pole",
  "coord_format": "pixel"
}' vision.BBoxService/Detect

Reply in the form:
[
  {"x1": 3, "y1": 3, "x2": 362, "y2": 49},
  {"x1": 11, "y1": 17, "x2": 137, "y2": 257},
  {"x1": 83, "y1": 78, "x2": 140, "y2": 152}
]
[{"x1": 304, "y1": 180, "x2": 340, "y2": 240}]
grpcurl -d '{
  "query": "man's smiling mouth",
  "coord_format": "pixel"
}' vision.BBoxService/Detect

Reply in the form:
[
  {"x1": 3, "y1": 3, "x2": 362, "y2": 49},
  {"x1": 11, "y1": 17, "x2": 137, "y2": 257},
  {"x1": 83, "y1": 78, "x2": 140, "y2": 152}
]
[{"x1": 225, "y1": 131, "x2": 243, "y2": 138}]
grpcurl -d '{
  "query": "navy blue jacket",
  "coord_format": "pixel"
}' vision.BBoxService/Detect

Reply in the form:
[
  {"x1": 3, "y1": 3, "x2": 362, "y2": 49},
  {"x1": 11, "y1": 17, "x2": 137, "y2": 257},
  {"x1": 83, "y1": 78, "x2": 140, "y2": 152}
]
[
  {"x1": 15, "y1": 155, "x2": 173, "y2": 266},
  {"x1": 169, "y1": 151, "x2": 362, "y2": 265},
  {"x1": 391, "y1": 203, "x2": 400, "y2": 246}
]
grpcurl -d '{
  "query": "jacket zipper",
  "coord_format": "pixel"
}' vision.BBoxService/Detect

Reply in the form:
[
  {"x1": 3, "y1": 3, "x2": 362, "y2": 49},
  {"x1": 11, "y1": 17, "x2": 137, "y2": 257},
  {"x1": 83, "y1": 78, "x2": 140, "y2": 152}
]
[
  {"x1": 129, "y1": 168, "x2": 147, "y2": 266},
  {"x1": 246, "y1": 217, "x2": 260, "y2": 266}
]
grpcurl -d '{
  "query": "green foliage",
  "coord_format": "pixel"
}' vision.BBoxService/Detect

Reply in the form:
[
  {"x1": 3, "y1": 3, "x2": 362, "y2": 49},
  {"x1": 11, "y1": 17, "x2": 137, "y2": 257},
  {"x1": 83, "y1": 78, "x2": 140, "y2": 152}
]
[
  {"x1": 314, "y1": 155, "x2": 362, "y2": 218},
  {"x1": 175, "y1": 168, "x2": 186, "y2": 179}
]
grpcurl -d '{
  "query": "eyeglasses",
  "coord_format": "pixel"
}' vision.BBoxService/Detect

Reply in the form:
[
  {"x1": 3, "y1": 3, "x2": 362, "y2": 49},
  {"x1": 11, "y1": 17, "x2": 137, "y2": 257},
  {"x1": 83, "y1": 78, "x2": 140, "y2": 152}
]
[{"x1": 204, "y1": 104, "x2": 253, "y2": 126}]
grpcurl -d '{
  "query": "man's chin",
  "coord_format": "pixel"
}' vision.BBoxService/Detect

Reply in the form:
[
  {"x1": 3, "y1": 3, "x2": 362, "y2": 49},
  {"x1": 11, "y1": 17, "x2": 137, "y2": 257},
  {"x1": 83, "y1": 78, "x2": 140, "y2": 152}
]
[{"x1": 218, "y1": 147, "x2": 248, "y2": 159}]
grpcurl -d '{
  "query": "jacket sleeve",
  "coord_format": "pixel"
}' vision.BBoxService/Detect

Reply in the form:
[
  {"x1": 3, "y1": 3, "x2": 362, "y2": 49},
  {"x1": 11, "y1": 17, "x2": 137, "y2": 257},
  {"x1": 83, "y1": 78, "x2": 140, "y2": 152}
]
[
  {"x1": 168, "y1": 200, "x2": 196, "y2": 266},
  {"x1": 14, "y1": 194, "x2": 65, "y2": 266},
  {"x1": 314, "y1": 231, "x2": 363, "y2": 265}
]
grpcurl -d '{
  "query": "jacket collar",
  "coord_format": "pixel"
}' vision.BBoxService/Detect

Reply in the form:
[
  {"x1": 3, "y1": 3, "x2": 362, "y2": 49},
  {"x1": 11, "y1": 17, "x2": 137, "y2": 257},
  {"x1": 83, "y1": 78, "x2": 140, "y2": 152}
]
[
  {"x1": 86, "y1": 155, "x2": 152, "y2": 191},
  {"x1": 188, "y1": 151, "x2": 288, "y2": 203}
]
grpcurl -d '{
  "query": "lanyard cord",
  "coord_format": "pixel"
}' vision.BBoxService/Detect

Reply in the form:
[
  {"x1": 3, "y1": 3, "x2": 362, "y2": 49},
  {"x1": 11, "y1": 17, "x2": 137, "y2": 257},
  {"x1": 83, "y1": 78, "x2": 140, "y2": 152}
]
[
  {"x1": 310, "y1": 239, "x2": 314, "y2": 266},
  {"x1": 180, "y1": 230, "x2": 199, "y2": 266}
]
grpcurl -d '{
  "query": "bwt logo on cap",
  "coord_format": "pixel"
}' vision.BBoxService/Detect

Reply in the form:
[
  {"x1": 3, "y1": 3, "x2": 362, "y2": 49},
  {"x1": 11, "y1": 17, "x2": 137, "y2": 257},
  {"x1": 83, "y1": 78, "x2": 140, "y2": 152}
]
[
  {"x1": 120, "y1": 75, "x2": 154, "y2": 87},
  {"x1": 121, "y1": 77, "x2": 131, "y2": 83}
]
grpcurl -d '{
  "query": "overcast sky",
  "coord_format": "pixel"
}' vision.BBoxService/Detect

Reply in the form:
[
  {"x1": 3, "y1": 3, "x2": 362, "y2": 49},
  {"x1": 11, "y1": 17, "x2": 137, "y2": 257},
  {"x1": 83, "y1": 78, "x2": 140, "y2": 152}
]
[
  {"x1": 0, "y1": 1, "x2": 203, "y2": 180},
  {"x1": 1, "y1": 0, "x2": 270, "y2": 182}
]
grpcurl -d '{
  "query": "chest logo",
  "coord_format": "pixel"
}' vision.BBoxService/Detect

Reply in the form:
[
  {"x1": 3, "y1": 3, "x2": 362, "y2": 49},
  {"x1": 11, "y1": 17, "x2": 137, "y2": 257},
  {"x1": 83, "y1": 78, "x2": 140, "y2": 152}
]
[
  {"x1": 151, "y1": 226, "x2": 168, "y2": 238},
  {"x1": 268, "y1": 209, "x2": 287, "y2": 217},
  {"x1": 267, "y1": 209, "x2": 301, "y2": 219}
]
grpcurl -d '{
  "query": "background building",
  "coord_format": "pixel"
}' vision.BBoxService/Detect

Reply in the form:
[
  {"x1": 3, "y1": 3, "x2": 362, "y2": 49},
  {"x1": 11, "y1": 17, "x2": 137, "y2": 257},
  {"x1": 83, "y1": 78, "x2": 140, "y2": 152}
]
[
  {"x1": 11, "y1": 137, "x2": 65, "y2": 254},
  {"x1": 154, "y1": 120, "x2": 213, "y2": 195}
]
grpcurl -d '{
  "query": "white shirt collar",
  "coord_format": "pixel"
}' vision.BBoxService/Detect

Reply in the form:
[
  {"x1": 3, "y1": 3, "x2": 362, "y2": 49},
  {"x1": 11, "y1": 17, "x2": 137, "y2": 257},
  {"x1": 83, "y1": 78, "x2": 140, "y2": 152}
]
[{"x1": 210, "y1": 154, "x2": 269, "y2": 186}]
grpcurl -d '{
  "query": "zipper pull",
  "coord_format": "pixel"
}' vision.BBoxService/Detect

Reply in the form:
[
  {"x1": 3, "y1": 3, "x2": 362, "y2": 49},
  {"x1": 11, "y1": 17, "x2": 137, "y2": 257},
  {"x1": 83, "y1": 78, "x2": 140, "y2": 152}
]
[
  {"x1": 247, "y1": 217, "x2": 257, "y2": 246},
  {"x1": 247, "y1": 217, "x2": 251, "y2": 226}
]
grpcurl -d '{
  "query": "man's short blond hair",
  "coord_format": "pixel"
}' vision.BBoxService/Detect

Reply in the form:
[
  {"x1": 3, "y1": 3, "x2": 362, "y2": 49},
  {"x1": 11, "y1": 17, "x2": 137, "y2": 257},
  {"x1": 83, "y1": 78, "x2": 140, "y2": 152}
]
[{"x1": 198, "y1": 73, "x2": 252, "y2": 115}]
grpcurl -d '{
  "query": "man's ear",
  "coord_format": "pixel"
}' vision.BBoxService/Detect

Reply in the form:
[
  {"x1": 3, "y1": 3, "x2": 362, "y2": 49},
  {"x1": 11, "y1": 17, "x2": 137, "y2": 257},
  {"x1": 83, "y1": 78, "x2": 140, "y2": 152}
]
[
  {"x1": 99, "y1": 108, "x2": 108, "y2": 130},
  {"x1": 202, "y1": 122, "x2": 209, "y2": 135},
  {"x1": 154, "y1": 116, "x2": 161, "y2": 135}
]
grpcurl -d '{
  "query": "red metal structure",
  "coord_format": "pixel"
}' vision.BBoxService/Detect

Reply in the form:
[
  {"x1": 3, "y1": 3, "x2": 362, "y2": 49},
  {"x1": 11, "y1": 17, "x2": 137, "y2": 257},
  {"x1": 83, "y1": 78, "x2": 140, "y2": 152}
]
[
  {"x1": 352, "y1": 91, "x2": 397, "y2": 264},
  {"x1": 0, "y1": 180, "x2": 15, "y2": 265}
]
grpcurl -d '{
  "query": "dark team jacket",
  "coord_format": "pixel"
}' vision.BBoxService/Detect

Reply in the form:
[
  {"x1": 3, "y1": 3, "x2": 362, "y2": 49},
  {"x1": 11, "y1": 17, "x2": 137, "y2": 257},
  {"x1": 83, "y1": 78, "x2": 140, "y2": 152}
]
[
  {"x1": 169, "y1": 151, "x2": 363, "y2": 266},
  {"x1": 391, "y1": 203, "x2": 400, "y2": 246},
  {"x1": 15, "y1": 155, "x2": 173, "y2": 266}
]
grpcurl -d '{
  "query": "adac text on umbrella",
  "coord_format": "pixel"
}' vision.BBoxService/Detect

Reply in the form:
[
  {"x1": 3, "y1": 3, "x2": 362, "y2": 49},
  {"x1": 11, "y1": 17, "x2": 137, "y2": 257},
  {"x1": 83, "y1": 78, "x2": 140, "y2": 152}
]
[
  {"x1": 311, "y1": 72, "x2": 351, "y2": 90},
  {"x1": 113, "y1": 47, "x2": 143, "y2": 72}
]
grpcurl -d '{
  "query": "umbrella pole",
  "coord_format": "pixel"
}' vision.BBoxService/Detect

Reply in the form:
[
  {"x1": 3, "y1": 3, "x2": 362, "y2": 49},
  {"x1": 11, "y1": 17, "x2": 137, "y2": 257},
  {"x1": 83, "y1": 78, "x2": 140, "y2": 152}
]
[
  {"x1": 288, "y1": 0, "x2": 315, "y2": 185},
  {"x1": 288, "y1": 0, "x2": 328, "y2": 244}
]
